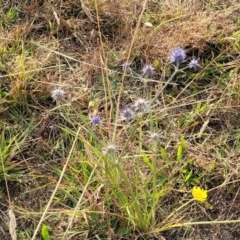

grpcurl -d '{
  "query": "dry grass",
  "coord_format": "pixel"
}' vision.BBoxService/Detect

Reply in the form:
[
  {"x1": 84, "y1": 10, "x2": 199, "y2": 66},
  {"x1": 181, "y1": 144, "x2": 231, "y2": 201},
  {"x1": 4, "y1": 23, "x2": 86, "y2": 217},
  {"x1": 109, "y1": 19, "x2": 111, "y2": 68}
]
[{"x1": 0, "y1": 0, "x2": 240, "y2": 239}]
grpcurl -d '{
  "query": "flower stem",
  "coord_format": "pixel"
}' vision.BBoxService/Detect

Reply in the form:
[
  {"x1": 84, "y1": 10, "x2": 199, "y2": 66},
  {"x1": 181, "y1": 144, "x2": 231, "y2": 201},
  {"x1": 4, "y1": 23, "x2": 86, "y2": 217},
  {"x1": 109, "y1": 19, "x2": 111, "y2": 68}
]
[{"x1": 150, "y1": 67, "x2": 179, "y2": 105}]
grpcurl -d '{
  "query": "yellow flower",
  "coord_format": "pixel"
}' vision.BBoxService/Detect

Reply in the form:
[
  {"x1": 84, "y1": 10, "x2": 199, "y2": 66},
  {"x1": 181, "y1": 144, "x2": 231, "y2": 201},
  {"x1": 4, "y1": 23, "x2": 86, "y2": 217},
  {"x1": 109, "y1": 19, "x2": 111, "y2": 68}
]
[{"x1": 192, "y1": 186, "x2": 208, "y2": 203}]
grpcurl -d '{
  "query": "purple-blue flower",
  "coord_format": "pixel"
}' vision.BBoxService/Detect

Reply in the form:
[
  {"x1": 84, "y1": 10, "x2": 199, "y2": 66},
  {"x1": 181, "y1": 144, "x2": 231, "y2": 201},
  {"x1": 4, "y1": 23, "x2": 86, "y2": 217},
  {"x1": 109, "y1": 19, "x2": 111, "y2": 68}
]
[
  {"x1": 170, "y1": 47, "x2": 186, "y2": 65},
  {"x1": 141, "y1": 64, "x2": 155, "y2": 77},
  {"x1": 132, "y1": 98, "x2": 150, "y2": 113},
  {"x1": 188, "y1": 58, "x2": 200, "y2": 71},
  {"x1": 119, "y1": 107, "x2": 134, "y2": 122},
  {"x1": 90, "y1": 115, "x2": 101, "y2": 126},
  {"x1": 121, "y1": 62, "x2": 131, "y2": 71}
]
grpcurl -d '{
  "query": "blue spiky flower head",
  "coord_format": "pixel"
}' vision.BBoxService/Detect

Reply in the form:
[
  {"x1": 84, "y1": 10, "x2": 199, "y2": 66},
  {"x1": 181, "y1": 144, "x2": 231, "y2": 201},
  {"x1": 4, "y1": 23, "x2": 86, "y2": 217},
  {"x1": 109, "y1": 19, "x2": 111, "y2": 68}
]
[
  {"x1": 141, "y1": 64, "x2": 155, "y2": 77},
  {"x1": 102, "y1": 143, "x2": 117, "y2": 156},
  {"x1": 121, "y1": 61, "x2": 131, "y2": 71},
  {"x1": 132, "y1": 98, "x2": 150, "y2": 113},
  {"x1": 90, "y1": 115, "x2": 101, "y2": 126},
  {"x1": 51, "y1": 87, "x2": 66, "y2": 102},
  {"x1": 119, "y1": 107, "x2": 134, "y2": 122},
  {"x1": 188, "y1": 58, "x2": 200, "y2": 71},
  {"x1": 170, "y1": 47, "x2": 186, "y2": 66}
]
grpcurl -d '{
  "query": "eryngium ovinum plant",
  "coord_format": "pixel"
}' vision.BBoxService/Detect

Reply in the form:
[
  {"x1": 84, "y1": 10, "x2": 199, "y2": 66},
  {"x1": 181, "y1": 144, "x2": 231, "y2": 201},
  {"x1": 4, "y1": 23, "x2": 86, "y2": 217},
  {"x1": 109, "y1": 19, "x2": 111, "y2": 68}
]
[{"x1": 102, "y1": 47, "x2": 200, "y2": 232}]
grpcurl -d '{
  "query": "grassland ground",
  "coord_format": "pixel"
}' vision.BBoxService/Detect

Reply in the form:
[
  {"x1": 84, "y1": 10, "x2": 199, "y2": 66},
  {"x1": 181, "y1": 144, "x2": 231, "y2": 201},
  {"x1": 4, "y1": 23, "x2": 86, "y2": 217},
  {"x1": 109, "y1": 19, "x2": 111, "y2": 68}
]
[{"x1": 0, "y1": 0, "x2": 240, "y2": 239}]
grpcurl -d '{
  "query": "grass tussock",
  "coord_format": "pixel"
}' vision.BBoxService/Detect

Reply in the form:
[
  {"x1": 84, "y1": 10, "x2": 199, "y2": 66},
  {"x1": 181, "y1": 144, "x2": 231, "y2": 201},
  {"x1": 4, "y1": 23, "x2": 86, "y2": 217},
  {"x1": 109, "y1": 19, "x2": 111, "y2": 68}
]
[{"x1": 0, "y1": 0, "x2": 240, "y2": 239}]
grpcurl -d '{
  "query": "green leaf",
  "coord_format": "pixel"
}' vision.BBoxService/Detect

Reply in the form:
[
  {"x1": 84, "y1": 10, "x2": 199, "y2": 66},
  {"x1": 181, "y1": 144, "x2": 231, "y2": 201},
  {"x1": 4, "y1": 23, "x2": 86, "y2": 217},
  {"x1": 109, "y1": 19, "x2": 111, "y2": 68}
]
[
  {"x1": 177, "y1": 137, "x2": 185, "y2": 161},
  {"x1": 184, "y1": 170, "x2": 192, "y2": 182},
  {"x1": 177, "y1": 145, "x2": 183, "y2": 161},
  {"x1": 142, "y1": 153, "x2": 153, "y2": 171},
  {"x1": 116, "y1": 227, "x2": 131, "y2": 236},
  {"x1": 160, "y1": 147, "x2": 170, "y2": 163},
  {"x1": 232, "y1": 30, "x2": 240, "y2": 37},
  {"x1": 41, "y1": 224, "x2": 50, "y2": 240}
]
